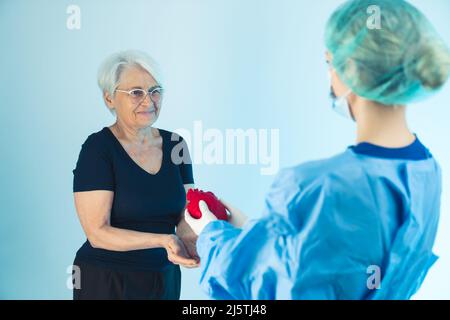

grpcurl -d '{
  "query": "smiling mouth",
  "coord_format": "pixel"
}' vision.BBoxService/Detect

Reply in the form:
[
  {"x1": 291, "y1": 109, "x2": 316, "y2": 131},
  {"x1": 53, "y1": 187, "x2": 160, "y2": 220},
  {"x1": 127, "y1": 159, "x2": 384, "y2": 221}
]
[{"x1": 137, "y1": 107, "x2": 156, "y2": 114}]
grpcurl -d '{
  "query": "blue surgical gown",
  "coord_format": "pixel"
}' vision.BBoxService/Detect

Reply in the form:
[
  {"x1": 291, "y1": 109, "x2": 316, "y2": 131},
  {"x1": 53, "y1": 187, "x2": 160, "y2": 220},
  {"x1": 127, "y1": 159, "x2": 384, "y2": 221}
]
[{"x1": 197, "y1": 137, "x2": 441, "y2": 299}]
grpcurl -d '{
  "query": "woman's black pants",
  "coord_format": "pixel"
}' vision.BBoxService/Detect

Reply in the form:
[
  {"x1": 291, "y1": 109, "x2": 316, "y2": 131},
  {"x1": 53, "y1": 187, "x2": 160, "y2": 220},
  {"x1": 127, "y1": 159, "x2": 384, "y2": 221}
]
[{"x1": 72, "y1": 258, "x2": 181, "y2": 300}]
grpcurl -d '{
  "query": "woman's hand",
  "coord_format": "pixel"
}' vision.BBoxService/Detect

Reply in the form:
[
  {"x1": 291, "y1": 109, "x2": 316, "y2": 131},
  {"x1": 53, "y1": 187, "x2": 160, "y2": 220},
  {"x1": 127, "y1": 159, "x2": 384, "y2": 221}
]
[
  {"x1": 163, "y1": 234, "x2": 199, "y2": 268},
  {"x1": 176, "y1": 217, "x2": 200, "y2": 261}
]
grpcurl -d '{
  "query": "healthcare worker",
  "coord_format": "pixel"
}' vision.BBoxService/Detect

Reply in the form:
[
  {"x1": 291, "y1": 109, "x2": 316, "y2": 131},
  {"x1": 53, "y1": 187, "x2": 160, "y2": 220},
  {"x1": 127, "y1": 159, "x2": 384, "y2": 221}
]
[{"x1": 185, "y1": 0, "x2": 450, "y2": 299}]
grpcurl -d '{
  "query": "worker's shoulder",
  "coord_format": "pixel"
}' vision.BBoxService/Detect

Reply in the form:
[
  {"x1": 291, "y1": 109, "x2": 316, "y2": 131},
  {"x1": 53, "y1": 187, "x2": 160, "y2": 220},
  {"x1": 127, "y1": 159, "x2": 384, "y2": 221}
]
[{"x1": 275, "y1": 149, "x2": 360, "y2": 188}]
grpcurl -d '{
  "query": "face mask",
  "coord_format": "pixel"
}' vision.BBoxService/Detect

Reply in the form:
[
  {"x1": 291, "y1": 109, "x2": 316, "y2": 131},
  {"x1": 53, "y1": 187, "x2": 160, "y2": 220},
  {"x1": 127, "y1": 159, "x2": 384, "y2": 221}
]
[{"x1": 330, "y1": 88, "x2": 353, "y2": 120}]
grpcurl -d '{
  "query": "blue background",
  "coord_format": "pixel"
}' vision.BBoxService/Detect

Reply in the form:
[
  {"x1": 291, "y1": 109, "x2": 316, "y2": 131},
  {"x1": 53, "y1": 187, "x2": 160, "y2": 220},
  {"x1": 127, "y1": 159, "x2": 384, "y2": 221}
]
[{"x1": 0, "y1": 0, "x2": 449, "y2": 299}]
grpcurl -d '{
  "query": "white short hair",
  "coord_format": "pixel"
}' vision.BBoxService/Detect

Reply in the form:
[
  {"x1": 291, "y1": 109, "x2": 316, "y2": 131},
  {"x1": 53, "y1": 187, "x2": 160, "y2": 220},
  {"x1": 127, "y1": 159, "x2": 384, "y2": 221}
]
[{"x1": 97, "y1": 50, "x2": 164, "y2": 98}]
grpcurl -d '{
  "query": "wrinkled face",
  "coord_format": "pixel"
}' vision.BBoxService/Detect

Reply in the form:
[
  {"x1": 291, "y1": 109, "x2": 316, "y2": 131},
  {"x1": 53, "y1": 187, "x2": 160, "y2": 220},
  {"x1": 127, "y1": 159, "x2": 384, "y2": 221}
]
[
  {"x1": 105, "y1": 65, "x2": 162, "y2": 129},
  {"x1": 326, "y1": 51, "x2": 350, "y2": 99}
]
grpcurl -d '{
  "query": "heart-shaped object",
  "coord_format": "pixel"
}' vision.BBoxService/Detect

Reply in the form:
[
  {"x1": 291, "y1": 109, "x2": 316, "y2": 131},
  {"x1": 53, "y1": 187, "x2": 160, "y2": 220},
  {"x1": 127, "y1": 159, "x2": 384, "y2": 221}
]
[{"x1": 186, "y1": 189, "x2": 228, "y2": 221}]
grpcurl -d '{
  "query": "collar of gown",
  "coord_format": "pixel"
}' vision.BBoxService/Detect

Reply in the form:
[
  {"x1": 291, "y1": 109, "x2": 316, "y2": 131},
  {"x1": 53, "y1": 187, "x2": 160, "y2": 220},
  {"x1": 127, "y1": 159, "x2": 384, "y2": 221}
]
[{"x1": 349, "y1": 134, "x2": 432, "y2": 160}]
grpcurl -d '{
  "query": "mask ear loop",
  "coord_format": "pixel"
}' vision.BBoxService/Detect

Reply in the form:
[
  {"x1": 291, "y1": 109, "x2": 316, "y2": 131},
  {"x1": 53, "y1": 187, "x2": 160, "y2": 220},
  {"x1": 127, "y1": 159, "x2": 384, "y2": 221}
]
[
  {"x1": 345, "y1": 89, "x2": 356, "y2": 122},
  {"x1": 332, "y1": 89, "x2": 354, "y2": 121},
  {"x1": 328, "y1": 64, "x2": 356, "y2": 121},
  {"x1": 342, "y1": 90, "x2": 355, "y2": 121}
]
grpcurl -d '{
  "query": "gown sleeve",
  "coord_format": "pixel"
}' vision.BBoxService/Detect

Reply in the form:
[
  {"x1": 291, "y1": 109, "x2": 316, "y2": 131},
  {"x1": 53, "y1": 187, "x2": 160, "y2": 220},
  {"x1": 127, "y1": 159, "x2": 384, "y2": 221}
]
[
  {"x1": 197, "y1": 214, "x2": 300, "y2": 299},
  {"x1": 196, "y1": 168, "x2": 322, "y2": 299}
]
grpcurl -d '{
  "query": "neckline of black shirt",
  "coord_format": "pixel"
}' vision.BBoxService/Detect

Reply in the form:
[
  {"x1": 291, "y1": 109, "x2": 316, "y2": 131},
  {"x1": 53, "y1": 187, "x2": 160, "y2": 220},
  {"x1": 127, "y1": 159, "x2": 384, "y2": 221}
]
[{"x1": 102, "y1": 126, "x2": 167, "y2": 177}]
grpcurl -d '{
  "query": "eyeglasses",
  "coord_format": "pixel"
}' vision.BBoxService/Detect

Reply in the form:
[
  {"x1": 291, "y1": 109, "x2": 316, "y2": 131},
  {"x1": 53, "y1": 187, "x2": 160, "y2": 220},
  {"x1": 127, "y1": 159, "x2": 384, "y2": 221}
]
[{"x1": 115, "y1": 85, "x2": 163, "y2": 105}]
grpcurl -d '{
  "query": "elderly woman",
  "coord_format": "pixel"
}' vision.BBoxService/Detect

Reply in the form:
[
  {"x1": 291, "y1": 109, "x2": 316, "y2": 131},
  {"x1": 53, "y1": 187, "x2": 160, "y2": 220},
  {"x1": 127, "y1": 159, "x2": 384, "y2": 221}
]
[
  {"x1": 72, "y1": 50, "x2": 199, "y2": 300},
  {"x1": 185, "y1": 0, "x2": 450, "y2": 299}
]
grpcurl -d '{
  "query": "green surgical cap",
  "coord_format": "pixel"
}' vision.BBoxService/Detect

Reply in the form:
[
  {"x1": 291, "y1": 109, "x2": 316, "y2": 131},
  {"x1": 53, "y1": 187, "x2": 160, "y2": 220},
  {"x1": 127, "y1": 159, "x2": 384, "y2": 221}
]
[{"x1": 325, "y1": 0, "x2": 450, "y2": 105}]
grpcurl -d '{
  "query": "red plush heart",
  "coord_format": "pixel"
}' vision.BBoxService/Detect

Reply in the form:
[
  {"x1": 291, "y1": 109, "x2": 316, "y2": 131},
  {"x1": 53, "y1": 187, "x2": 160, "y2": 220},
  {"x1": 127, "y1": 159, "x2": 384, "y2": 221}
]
[{"x1": 186, "y1": 189, "x2": 228, "y2": 221}]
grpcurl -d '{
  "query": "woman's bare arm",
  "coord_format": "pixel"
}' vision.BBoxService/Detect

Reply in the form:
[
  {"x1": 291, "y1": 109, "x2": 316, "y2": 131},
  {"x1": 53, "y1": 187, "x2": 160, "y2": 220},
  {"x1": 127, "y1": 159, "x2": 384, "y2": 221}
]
[{"x1": 74, "y1": 190, "x2": 198, "y2": 266}]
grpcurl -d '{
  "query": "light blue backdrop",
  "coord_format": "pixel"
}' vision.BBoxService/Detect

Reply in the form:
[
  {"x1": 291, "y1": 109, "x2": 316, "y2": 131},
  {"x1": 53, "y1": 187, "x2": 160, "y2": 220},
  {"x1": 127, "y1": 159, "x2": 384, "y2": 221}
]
[{"x1": 0, "y1": 0, "x2": 449, "y2": 299}]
